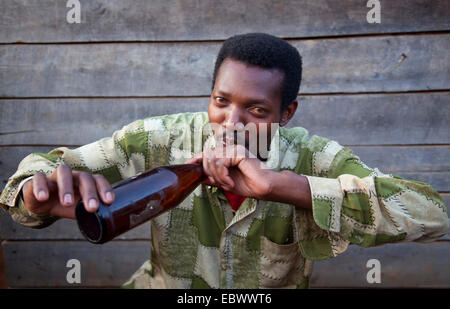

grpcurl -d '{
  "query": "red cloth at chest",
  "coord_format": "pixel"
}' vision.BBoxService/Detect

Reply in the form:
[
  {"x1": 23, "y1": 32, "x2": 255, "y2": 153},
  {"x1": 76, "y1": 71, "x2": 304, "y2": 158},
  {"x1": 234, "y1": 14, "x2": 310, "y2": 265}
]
[{"x1": 222, "y1": 190, "x2": 247, "y2": 212}]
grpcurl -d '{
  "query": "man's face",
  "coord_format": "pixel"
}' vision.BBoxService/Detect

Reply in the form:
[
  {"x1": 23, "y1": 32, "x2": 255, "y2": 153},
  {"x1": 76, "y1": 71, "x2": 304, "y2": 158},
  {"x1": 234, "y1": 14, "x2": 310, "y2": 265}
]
[{"x1": 208, "y1": 58, "x2": 287, "y2": 157}]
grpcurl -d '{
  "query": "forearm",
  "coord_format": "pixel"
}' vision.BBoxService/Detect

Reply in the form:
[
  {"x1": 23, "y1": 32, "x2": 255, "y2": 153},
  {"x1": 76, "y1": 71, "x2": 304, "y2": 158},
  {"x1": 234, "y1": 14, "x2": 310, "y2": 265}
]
[{"x1": 264, "y1": 170, "x2": 312, "y2": 210}]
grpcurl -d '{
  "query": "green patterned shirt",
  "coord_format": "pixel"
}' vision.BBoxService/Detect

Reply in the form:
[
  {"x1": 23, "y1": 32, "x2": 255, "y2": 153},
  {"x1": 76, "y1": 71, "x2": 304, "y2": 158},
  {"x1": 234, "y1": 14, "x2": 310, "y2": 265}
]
[{"x1": 0, "y1": 112, "x2": 448, "y2": 288}]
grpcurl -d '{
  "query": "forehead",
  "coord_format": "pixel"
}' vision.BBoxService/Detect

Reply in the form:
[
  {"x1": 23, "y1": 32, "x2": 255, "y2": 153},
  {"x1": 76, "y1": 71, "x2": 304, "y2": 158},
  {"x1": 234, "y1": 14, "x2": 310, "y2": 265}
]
[{"x1": 214, "y1": 58, "x2": 283, "y2": 101}]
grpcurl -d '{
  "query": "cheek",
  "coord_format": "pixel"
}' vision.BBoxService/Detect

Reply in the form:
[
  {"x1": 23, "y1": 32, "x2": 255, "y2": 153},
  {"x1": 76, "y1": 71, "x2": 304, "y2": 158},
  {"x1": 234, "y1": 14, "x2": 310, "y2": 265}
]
[
  {"x1": 254, "y1": 121, "x2": 278, "y2": 142},
  {"x1": 208, "y1": 101, "x2": 231, "y2": 125},
  {"x1": 207, "y1": 101, "x2": 220, "y2": 123}
]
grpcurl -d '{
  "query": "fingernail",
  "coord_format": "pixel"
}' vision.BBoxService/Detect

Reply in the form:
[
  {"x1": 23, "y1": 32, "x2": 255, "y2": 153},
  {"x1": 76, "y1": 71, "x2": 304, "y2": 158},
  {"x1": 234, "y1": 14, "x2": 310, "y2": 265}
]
[
  {"x1": 38, "y1": 190, "x2": 47, "y2": 200},
  {"x1": 106, "y1": 191, "x2": 113, "y2": 202},
  {"x1": 88, "y1": 199, "x2": 97, "y2": 210},
  {"x1": 64, "y1": 194, "x2": 73, "y2": 205}
]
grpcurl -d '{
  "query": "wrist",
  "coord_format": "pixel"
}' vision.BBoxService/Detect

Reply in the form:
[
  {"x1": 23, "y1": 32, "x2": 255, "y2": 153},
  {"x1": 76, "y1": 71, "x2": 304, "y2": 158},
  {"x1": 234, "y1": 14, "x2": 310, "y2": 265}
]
[
  {"x1": 259, "y1": 169, "x2": 278, "y2": 200},
  {"x1": 263, "y1": 169, "x2": 312, "y2": 210},
  {"x1": 261, "y1": 169, "x2": 287, "y2": 201}
]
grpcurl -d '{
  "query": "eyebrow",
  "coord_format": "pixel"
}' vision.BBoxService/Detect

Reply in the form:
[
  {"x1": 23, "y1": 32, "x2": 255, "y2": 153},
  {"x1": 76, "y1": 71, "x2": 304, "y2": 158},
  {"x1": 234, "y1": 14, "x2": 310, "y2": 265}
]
[{"x1": 215, "y1": 90, "x2": 269, "y2": 106}]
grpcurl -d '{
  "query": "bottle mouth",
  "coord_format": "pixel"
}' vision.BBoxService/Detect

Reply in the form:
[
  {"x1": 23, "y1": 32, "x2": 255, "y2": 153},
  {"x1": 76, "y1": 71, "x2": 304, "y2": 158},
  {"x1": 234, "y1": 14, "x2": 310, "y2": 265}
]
[{"x1": 75, "y1": 201, "x2": 104, "y2": 243}]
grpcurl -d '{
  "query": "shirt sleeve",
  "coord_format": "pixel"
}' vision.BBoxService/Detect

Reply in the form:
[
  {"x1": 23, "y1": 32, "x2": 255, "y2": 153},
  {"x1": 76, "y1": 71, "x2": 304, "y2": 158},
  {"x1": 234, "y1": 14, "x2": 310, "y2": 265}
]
[
  {"x1": 304, "y1": 140, "x2": 449, "y2": 248},
  {"x1": 0, "y1": 112, "x2": 208, "y2": 228},
  {"x1": 0, "y1": 118, "x2": 143, "y2": 228}
]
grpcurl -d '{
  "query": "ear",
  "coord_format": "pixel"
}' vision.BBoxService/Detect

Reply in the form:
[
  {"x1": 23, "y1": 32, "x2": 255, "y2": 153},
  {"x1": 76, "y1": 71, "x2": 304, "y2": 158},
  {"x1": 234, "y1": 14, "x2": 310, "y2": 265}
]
[{"x1": 280, "y1": 101, "x2": 298, "y2": 127}]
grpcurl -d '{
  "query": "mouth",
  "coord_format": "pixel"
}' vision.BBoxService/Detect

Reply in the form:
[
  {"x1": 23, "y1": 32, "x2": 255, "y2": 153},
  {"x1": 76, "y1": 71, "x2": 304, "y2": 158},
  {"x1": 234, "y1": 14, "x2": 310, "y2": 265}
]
[
  {"x1": 210, "y1": 123, "x2": 275, "y2": 162},
  {"x1": 213, "y1": 128, "x2": 271, "y2": 161},
  {"x1": 215, "y1": 128, "x2": 249, "y2": 148}
]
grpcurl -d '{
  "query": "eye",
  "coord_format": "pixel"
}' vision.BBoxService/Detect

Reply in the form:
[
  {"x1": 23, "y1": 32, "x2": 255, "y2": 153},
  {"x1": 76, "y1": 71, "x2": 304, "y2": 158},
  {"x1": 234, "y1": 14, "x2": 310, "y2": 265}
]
[
  {"x1": 249, "y1": 107, "x2": 267, "y2": 116},
  {"x1": 214, "y1": 97, "x2": 226, "y2": 105}
]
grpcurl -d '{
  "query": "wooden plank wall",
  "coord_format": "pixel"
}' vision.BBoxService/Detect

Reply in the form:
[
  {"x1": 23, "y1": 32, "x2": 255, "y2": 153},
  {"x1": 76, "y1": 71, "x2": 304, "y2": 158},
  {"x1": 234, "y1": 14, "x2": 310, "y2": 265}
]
[{"x1": 0, "y1": 0, "x2": 449, "y2": 288}]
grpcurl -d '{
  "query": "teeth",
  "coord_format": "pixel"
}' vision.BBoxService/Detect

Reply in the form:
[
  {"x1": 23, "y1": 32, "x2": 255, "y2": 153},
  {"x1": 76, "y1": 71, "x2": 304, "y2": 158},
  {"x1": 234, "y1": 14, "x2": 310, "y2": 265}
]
[
  {"x1": 234, "y1": 123, "x2": 245, "y2": 131},
  {"x1": 214, "y1": 126, "x2": 249, "y2": 149}
]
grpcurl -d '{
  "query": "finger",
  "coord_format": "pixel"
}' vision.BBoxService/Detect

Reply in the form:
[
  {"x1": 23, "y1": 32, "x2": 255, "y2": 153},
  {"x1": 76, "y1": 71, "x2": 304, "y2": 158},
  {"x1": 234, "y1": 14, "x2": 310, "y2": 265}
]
[
  {"x1": 208, "y1": 157, "x2": 224, "y2": 187},
  {"x1": 202, "y1": 153, "x2": 214, "y2": 186},
  {"x1": 201, "y1": 177, "x2": 214, "y2": 186},
  {"x1": 212, "y1": 145, "x2": 237, "y2": 189},
  {"x1": 55, "y1": 165, "x2": 75, "y2": 207},
  {"x1": 77, "y1": 172, "x2": 100, "y2": 213},
  {"x1": 185, "y1": 152, "x2": 203, "y2": 165},
  {"x1": 22, "y1": 179, "x2": 32, "y2": 199},
  {"x1": 212, "y1": 158, "x2": 231, "y2": 188},
  {"x1": 185, "y1": 157, "x2": 200, "y2": 164},
  {"x1": 205, "y1": 150, "x2": 224, "y2": 187},
  {"x1": 32, "y1": 173, "x2": 49, "y2": 202},
  {"x1": 92, "y1": 174, "x2": 115, "y2": 205},
  {"x1": 217, "y1": 144, "x2": 238, "y2": 188},
  {"x1": 189, "y1": 152, "x2": 214, "y2": 186},
  {"x1": 216, "y1": 161, "x2": 234, "y2": 189},
  {"x1": 49, "y1": 202, "x2": 76, "y2": 220}
]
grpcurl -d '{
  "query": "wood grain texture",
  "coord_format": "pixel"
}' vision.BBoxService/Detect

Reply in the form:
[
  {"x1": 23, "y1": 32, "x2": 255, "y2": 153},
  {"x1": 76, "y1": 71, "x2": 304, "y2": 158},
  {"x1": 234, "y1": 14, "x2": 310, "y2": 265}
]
[
  {"x1": 2, "y1": 240, "x2": 150, "y2": 287},
  {"x1": 0, "y1": 241, "x2": 7, "y2": 288},
  {"x1": 310, "y1": 241, "x2": 450, "y2": 288},
  {"x1": 0, "y1": 99, "x2": 209, "y2": 146},
  {"x1": 3, "y1": 239, "x2": 449, "y2": 288},
  {"x1": 1, "y1": 0, "x2": 449, "y2": 43},
  {"x1": 1, "y1": 92, "x2": 448, "y2": 146},
  {"x1": 442, "y1": 194, "x2": 450, "y2": 210},
  {"x1": 1, "y1": 35, "x2": 449, "y2": 97},
  {"x1": 0, "y1": 212, "x2": 151, "y2": 241},
  {"x1": 294, "y1": 93, "x2": 450, "y2": 145},
  {"x1": 350, "y1": 146, "x2": 450, "y2": 173},
  {"x1": 353, "y1": 146, "x2": 450, "y2": 193}
]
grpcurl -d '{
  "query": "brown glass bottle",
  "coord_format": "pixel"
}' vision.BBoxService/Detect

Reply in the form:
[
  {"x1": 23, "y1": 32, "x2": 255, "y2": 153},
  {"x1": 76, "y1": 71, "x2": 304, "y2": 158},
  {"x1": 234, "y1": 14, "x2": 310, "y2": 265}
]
[{"x1": 75, "y1": 164, "x2": 204, "y2": 244}]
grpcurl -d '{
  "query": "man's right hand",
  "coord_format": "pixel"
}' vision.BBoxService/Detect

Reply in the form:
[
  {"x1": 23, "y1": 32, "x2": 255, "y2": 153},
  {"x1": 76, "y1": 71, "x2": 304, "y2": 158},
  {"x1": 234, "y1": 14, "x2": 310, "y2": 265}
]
[{"x1": 21, "y1": 165, "x2": 115, "y2": 219}]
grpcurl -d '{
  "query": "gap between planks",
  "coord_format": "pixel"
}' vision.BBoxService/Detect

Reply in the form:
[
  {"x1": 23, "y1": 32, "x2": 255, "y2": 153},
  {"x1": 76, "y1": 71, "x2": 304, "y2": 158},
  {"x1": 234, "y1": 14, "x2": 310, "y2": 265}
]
[{"x1": 0, "y1": 30, "x2": 449, "y2": 45}]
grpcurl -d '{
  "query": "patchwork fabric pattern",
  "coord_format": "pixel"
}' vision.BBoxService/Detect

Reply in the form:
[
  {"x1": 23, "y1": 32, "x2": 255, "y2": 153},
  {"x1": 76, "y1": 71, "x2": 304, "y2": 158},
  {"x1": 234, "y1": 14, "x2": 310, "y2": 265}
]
[{"x1": 1, "y1": 112, "x2": 448, "y2": 289}]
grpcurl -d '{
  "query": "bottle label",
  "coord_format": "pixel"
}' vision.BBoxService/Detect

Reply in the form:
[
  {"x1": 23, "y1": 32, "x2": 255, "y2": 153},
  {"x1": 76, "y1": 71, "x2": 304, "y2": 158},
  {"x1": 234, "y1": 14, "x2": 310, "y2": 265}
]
[{"x1": 129, "y1": 199, "x2": 162, "y2": 229}]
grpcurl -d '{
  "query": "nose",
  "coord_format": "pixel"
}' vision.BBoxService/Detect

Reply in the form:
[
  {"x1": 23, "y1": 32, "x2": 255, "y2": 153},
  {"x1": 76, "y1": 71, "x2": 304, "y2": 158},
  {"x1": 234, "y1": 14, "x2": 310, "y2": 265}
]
[{"x1": 223, "y1": 106, "x2": 243, "y2": 130}]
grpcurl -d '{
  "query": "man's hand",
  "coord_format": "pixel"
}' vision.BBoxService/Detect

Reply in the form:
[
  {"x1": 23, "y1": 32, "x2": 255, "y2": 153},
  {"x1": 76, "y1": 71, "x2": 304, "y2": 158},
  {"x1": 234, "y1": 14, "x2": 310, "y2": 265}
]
[
  {"x1": 21, "y1": 165, "x2": 115, "y2": 219},
  {"x1": 186, "y1": 143, "x2": 274, "y2": 200},
  {"x1": 186, "y1": 142, "x2": 313, "y2": 209}
]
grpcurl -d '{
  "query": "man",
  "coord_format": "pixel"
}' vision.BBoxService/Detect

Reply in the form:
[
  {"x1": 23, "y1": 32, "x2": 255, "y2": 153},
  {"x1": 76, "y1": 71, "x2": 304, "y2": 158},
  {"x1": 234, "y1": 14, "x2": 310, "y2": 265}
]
[{"x1": 0, "y1": 33, "x2": 448, "y2": 289}]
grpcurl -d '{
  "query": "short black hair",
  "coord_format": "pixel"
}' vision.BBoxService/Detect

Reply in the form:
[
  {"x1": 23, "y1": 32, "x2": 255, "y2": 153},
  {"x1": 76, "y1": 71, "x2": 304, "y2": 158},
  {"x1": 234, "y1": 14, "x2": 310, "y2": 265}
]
[{"x1": 212, "y1": 33, "x2": 302, "y2": 112}]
